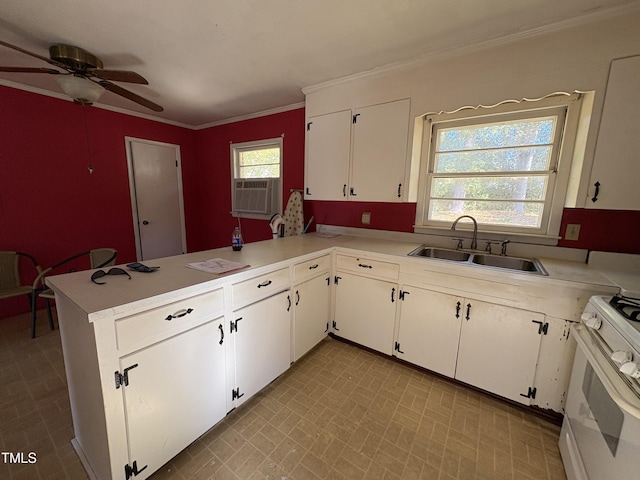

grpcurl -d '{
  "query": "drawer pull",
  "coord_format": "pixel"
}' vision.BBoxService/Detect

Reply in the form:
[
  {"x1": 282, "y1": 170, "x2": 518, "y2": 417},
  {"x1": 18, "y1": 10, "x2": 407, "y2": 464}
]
[
  {"x1": 358, "y1": 263, "x2": 372, "y2": 269},
  {"x1": 308, "y1": 264, "x2": 319, "y2": 270},
  {"x1": 165, "y1": 308, "x2": 193, "y2": 321},
  {"x1": 257, "y1": 280, "x2": 272, "y2": 288},
  {"x1": 218, "y1": 324, "x2": 224, "y2": 345}
]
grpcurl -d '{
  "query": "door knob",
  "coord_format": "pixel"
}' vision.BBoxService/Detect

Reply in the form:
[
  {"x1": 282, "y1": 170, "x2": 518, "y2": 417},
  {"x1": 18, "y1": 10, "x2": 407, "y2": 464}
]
[{"x1": 142, "y1": 220, "x2": 149, "y2": 225}]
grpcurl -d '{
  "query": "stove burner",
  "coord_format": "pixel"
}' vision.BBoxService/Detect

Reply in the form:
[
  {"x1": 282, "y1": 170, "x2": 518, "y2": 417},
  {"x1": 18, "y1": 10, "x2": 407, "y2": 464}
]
[{"x1": 610, "y1": 295, "x2": 640, "y2": 322}]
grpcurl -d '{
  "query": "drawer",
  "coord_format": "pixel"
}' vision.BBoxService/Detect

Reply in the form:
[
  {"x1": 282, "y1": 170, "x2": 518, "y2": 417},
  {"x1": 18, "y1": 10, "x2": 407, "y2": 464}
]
[
  {"x1": 336, "y1": 254, "x2": 399, "y2": 280},
  {"x1": 294, "y1": 255, "x2": 331, "y2": 282},
  {"x1": 232, "y1": 267, "x2": 290, "y2": 307},
  {"x1": 116, "y1": 288, "x2": 224, "y2": 354}
]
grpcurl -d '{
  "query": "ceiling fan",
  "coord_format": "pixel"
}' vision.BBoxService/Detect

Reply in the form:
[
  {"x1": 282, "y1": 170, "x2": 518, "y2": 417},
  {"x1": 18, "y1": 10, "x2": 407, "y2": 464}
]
[{"x1": 0, "y1": 40, "x2": 163, "y2": 112}]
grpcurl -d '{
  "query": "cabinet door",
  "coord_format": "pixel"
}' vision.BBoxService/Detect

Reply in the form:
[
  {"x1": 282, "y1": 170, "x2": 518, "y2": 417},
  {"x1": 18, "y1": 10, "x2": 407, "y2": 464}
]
[
  {"x1": 120, "y1": 319, "x2": 226, "y2": 478},
  {"x1": 233, "y1": 290, "x2": 291, "y2": 406},
  {"x1": 305, "y1": 110, "x2": 351, "y2": 200},
  {"x1": 455, "y1": 300, "x2": 544, "y2": 405},
  {"x1": 350, "y1": 98, "x2": 410, "y2": 202},
  {"x1": 395, "y1": 287, "x2": 463, "y2": 377},
  {"x1": 334, "y1": 273, "x2": 397, "y2": 355},
  {"x1": 293, "y1": 275, "x2": 331, "y2": 361},
  {"x1": 587, "y1": 55, "x2": 640, "y2": 210}
]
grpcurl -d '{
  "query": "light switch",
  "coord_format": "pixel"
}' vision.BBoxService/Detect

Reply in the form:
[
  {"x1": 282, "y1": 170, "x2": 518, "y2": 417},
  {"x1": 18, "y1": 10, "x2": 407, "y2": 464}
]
[{"x1": 361, "y1": 212, "x2": 371, "y2": 225}]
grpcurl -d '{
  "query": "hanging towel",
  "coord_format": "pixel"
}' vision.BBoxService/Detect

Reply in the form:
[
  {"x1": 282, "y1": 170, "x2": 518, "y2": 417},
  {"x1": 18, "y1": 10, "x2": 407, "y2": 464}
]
[{"x1": 283, "y1": 190, "x2": 304, "y2": 236}]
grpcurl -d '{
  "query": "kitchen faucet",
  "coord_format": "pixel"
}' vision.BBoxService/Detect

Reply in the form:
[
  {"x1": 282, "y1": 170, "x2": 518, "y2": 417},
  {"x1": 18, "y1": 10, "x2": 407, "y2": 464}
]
[{"x1": 451, "y1": 215, "x2": 478, "y2": 250}]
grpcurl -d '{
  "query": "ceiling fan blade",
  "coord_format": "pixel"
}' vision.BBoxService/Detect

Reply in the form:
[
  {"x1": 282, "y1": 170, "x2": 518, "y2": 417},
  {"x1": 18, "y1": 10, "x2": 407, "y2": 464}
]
[
  {"x1": 90, "y1": 69, "x2": 148, "y2": 84},
  {"x1": 0, "y1": 40, "x2": 68, "y2": 69},
  {"x1": 0, "y1": 66, "x2": 61, "y2": 74},
  {"x1": 98, "y1": 80, "x2": 163, "y2": 112}
]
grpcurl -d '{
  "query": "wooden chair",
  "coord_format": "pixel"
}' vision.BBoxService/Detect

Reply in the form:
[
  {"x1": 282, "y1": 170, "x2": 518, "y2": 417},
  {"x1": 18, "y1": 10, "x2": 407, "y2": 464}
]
[{"x1": 31, "y1": 248, "x2": 117, "y2": 338}]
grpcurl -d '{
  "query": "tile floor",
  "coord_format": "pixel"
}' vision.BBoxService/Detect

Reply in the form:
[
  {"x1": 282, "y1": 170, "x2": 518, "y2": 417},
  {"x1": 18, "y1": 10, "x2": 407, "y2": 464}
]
[{"x1": 0, "y1": 311, "x2": 567, "y2": 480}]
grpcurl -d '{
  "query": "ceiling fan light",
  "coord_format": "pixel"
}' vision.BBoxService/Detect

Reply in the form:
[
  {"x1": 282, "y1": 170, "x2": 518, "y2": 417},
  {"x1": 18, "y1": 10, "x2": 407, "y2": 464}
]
[{"x1": 54, "y1": 75, "x2": 104, "y2": 105}]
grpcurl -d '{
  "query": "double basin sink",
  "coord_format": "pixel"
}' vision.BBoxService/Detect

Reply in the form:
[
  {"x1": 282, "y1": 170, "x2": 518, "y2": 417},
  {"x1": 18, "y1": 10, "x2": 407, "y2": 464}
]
[{"x1": 408, "y1": 246, "x2": 548, "y2": 275}]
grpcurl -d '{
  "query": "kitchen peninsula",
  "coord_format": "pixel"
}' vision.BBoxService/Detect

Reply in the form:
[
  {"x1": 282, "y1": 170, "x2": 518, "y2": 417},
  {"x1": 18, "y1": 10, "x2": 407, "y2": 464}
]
[{"x1": 47, "y1": 231, "x2": 619, "y2": 480}]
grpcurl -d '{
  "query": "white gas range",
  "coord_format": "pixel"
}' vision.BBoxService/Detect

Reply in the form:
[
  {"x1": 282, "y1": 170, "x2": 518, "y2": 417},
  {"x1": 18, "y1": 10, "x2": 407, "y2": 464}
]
[{"x1": 559, "y1": 252, "x2": 640, "y2": 480}]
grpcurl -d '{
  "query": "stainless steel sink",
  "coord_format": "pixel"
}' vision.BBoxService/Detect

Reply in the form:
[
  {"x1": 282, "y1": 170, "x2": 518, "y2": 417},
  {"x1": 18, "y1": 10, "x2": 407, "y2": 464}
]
[
  {"x1": 408, "y1": 246, "x2": 471, "y2": 262},
  {"x1": 471, "y1": 254, "x2": 547, "y2": 275},
  {"x1": 407, "y1": 245, "x2": 547, "y2": 275}
]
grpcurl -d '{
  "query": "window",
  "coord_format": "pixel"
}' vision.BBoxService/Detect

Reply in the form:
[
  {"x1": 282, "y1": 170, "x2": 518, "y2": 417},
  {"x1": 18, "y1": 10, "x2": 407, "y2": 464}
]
[
  {"x1": 230, "y1": 137, "x2": 282, "y2": 219},
  {"x1": 415, "y1": 94, "x2": 583, "y2": 239}
]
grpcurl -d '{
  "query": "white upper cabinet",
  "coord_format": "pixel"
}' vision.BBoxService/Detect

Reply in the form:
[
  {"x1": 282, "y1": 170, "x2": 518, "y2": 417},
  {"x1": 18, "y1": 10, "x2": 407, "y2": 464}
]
[
  {"x1": 350, "y1": 99, "x2": 410, "y2": 201},
  {"x1": 304, "y1": 98, "x2": 411, "y2": 202},
  {"x1": 587, "y1": 55, "x2": 640, "y2": 210},
  {"x1": 304, "y1": 109, "x2": 352, "y2": 200}
]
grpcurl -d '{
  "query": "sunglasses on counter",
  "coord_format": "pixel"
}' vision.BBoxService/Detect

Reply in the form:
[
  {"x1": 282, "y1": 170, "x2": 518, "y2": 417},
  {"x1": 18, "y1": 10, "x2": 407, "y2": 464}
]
[{"x1": 91, "y1": 268, "x2": 132, "y2": 285}]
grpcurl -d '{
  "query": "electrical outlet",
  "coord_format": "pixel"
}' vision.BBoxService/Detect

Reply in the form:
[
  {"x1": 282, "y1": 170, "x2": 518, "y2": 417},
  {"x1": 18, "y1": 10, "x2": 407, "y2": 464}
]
[
  {"x1": 361, "y1": 212, "x2": 371, "y2": 225},
  {"x1": 565, "y1": 224, "x2": 581, "y2": 241}
]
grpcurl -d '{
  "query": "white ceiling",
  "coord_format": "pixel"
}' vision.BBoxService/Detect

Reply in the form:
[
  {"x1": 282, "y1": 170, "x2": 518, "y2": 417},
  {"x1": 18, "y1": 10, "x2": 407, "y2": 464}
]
[{"x1": 1, "y1": 0, "x2": 639, "y2": 128}]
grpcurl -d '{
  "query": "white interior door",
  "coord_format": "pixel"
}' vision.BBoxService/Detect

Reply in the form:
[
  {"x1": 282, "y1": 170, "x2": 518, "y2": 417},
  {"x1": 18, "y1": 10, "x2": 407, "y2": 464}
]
[{"x1": 126, "y1": 138, "x2": 186, "y2": 260}]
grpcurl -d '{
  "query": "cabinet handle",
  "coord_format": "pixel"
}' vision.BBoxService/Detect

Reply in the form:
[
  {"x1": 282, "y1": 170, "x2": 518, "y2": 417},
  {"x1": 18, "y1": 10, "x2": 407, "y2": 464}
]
[
  {"x1": 591, "y1": 181, "x2": 600, "y2": 203},
  {"x1": 455, "y1": 301, "x2": 461, "y2": 318},
  {"x1": 257, "y1": 280, "x2": 272, "y2": 288},
  {"x1": 305, "y1": 187, "x2": 311, "y2": 196},
  {"x1": 295, "y1": 290, "x2": 300, "y2": 305},
  {"x1": 165, "y1": 308, "x2": 193, "y2": 321},
  {"x1": 308, "y1": 264, "x2": 319, "y2": 270},
  {"x1": 397, "y1": 183, "x2": 402, "y2": 198},
  {"x1": 287, "y1": 295, "x2": 291, "y2": 311},
  {"x1": 391, "y1": 288, "x2": 396, "y2": 303},
  {"x1": 218, "y1": 324, "x2": 224, "y2": 345},
  {"x1": 343, "y1": 184, "x2": 347, "y2": 197},
  {"x1": 465, "y1": 303, "x2": 471, "y2": 321},
  {"x1": 332, "y1": 320, "x2": 340, "y2": 331},
  {"x1": 358, "y1": 263, "x2": 372, "y2": 269},
  {"x1": 350, "y1": 187, "x2": 357, "y2": 196}
]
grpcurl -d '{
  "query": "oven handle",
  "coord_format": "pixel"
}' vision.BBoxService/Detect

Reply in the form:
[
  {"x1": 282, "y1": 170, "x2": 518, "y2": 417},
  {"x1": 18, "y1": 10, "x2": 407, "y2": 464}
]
[{"x1": 572, "y1": 326, "x2": 640, "y2": 419}]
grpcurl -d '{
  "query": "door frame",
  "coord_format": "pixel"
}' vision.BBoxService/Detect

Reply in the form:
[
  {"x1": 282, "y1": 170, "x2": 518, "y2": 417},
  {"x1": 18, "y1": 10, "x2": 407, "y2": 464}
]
[{"x1": 125, "y1": 136, "x2": 187, "y2": 260}]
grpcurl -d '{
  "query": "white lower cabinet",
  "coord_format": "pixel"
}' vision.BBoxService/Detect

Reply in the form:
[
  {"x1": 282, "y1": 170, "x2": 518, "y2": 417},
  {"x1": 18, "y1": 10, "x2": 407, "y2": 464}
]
[
  {"x1": 119, "y1": 318, "x2": 226, "y2": 479},
  {"x1": 333, "y1": 272, "x2": 398, "y2": 355},
  {"x1": 455, "y1": 299, "x2": 546, "y2": 405},
  {"x1": 231, "y1": 290, "x2": 292, "y2": 407},
  {"x1": 394, "y1": 286, "x2": 463, "y2": 378},
  {"x1": 394, "y1": 286, "x2": 546, "y2": 405},
  {"x1": 293, "y1": 274, "x2": 331, "y2": 361}
]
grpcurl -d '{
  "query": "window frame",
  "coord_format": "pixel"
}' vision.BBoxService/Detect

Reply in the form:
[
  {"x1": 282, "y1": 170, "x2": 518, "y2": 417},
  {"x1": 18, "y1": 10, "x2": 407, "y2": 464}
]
[
  {"x1": 231, "y1": 137, "x2": 283, "y2": 180},
  {"x1": 230, "y1": 137, "x2": 283, "y2": 220},
  {"x1": 414, "y1": 93, "x2": 583, "y2": 242}
]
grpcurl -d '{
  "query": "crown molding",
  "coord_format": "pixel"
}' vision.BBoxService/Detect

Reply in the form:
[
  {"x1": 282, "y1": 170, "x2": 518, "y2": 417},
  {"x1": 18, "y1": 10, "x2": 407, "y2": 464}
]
[
  {"x1": 1, "y1": 79, "x2": 305, "y2": 129},
  {"x1": 0, "y1": 79, "x2": 193, "y2": 128},
  {"x1": 193, "y1": 102, "x2": 306, "y2": 130},
  {"x1": 302, "y1": 1, "x2": 640, "y2": 95}
]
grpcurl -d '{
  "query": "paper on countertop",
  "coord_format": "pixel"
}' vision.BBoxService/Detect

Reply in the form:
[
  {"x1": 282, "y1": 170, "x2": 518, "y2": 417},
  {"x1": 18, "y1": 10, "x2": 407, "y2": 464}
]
[{"x1": 186, "y1": 258, "x2": 250, "y2": 275}]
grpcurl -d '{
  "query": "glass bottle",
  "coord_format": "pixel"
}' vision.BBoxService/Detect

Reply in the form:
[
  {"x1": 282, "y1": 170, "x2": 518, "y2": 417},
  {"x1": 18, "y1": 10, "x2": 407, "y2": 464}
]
[{"x1": 232, "y1": 227, "x2": 243, "y2": 251}]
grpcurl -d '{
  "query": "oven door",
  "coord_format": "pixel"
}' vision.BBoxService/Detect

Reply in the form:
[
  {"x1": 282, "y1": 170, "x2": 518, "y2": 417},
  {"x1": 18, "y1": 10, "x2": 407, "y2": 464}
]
[{"x1": 560, "y1": 326, "x2": 640, "y2": 480}]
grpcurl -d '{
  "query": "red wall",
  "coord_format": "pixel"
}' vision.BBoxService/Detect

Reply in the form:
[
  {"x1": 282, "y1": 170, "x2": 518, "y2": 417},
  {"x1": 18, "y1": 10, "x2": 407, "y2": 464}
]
[
  {"x1": 1, "y1": 86, "x2": 197, "y2": 316},
  {"x1": 193, "y1": 109, "x2": 306, "y2": 251},
  {"x1": 1, "y1": 85, "x2": 638, "y2": 319}
]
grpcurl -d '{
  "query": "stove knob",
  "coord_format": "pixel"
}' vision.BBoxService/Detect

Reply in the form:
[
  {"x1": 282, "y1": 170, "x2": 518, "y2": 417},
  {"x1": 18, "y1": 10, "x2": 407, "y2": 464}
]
[
  {"x1": 611, "y1": 350, "x2": 633, "y2": 365},
  {"x1": 581, "y1": 312, "x2": 601, "y2": 330},
  {"x1": 620, "y1": 362, "x2": 640, "y2": 379}
]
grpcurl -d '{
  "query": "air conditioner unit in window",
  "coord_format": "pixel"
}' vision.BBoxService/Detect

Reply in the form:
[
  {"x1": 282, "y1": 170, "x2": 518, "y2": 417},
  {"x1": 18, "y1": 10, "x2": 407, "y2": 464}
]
[{"x1": 233, "y1": 178, "x2": 280, "y2": 215}]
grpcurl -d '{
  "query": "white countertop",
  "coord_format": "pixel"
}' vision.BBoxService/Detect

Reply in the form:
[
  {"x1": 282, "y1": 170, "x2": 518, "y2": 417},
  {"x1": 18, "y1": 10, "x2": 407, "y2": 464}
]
[{"x1": 47, "y1": 233, "x2": 623, "y2": 321}]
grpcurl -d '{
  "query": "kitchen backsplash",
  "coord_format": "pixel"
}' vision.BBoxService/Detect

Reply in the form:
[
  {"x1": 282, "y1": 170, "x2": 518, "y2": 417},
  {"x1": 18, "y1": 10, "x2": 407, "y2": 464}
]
[{"x1": 304, "y1": 201, "x2": 640, "y2": 255}]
